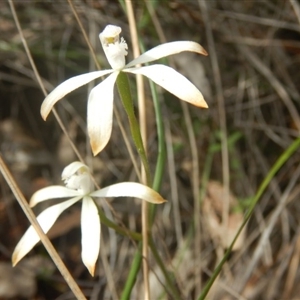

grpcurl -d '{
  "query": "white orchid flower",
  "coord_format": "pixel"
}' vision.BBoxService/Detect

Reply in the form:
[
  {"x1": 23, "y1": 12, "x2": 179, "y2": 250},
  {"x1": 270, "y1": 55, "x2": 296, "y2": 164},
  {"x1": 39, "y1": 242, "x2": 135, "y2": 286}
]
[
  {"x1": 41, "y1": 25, "x2": 208, "y2": 155},
  {"x1": 12, "y1": 161, "x2": 166, "y2": 276}
]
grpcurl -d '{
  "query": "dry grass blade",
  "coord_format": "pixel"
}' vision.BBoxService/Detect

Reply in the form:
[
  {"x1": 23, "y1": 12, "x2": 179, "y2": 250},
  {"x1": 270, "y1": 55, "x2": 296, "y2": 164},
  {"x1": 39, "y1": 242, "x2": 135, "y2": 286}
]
[
  {"x1": 238, "y1": 45, "x2": 300, "y2": 131},
  {"x1": 125, "y1": 1, "x2": 150, "y2": 299},
  {"x1": 237, "y1": 162, "x2": 300, "y2": 294}
]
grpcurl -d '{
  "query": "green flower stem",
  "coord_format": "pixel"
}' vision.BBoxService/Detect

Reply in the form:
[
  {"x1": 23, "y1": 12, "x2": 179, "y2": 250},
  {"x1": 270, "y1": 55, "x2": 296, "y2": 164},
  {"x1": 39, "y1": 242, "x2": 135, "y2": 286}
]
[
  {"x1": 120, "y1": 243, "x2": 142, "y2": 300},
  {"x1": 117, "y1": 71, "x2": 152, "y2": 298},
  {"x1": 121, "y1": 239, "x2": 181, "y2": 300},
  {"x1": 98, "y1": 205, "x2": 179, "y2": 300},
  {"x1": 118, "y1": 69, "x2": 174, "y2": 299},
  {"x1": 116, "y1": 71, "x2": 152, "y2": 300},
  {"x1": 97, "y1": 207, "x2": 142, "y2": 241},
  {"x1": 198, "y1": 136, "x2": 300, "y2": 300},
  {"x1": 116, "y1": 72, "x2": 151, "y2": 186}
]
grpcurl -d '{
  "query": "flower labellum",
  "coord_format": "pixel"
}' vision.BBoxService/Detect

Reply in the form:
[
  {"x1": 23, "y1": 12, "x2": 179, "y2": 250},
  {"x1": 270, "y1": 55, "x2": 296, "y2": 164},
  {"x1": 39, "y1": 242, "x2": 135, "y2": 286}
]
[
  {"x1": 100, "y1": 25, "x2": 128, "y2": 70},
  {"x1": 41, "y1": 25, "x2": 208, "y2": 155},
  {"x1": 12, "y1": 161, "x2": 166, "y2": 276}
]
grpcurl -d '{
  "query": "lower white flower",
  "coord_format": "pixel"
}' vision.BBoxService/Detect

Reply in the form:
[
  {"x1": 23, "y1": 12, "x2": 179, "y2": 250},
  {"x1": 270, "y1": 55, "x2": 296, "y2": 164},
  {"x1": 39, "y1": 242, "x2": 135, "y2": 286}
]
[{"x1": 12, "y1": 161, "x2": 166, "y2": 276}]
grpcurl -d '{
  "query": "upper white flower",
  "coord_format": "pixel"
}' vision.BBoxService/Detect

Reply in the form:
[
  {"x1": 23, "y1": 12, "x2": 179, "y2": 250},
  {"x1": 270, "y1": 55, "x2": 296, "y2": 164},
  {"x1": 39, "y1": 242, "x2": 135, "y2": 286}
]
[
  {"x1": 12, "y1": 161, "x2": 166, "y2": 276},
  {"x1": 41, "y1": 25, "x2": 208, "y2": 155}
]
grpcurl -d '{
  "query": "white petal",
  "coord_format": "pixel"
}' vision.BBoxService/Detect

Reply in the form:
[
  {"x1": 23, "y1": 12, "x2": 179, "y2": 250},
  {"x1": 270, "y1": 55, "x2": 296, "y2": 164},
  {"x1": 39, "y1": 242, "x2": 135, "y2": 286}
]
[
  {"x1": 125, "y1": 65, "x2": 208, "y2": 108},
  {"x1": 90, "y1": 182, "x2": 166, "y2": 204},
  {"x1": 41, "y1": 70, "x2": 113, "y2": 120},
  {"x1": 62, "y1": 161, "x2": 90, "y2": 180},
  {"x1": 30, "y1": 186, "x2": 81, "y2": 207},
  {"x1": 12, "y1": 197, "x2": 82, "y2": 266},
  {"x1": 87, "y1": 72, "x2": 119, "y2": 155},
  {"x1": 81, "y1": 197, "x2": 100, "y2": 276},
  {"x1": 125, "y1": 41, "x2": 208, "y2": 68}
]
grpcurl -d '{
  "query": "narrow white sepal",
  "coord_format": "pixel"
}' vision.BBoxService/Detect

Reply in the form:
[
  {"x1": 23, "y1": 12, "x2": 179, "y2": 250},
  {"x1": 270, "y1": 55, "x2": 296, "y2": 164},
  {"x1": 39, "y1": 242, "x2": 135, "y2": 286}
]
[
  {"x1": 30, "y1": 186, "x2": 81, "y2": 207},
  {"x1": 81, "y1": 197, "x2": 100, "y2": 276},
  {"x1": 41, "y1": 70, "x2": 113, "y2": 120},
  {"x1": 125, "y1": 41, "x2": 208, "y2": 68},
  {"x1": 12, "y1": 197, "x2": 82, "y2": 266},
  {"x1": 125, "y1": 65, "x2": 208, "y2": 108},
  {"x1": 88, "y1": 71, "x2": 119, "y2": 155},
  {"x1": 90, "y1": 182, "x2": 167, "y2": 204}
]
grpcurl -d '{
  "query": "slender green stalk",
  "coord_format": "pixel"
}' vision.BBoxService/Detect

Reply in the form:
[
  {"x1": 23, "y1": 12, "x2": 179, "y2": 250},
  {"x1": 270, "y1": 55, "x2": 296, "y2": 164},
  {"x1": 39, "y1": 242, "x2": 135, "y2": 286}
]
[
  {"x1": 116, "y1": 72, "x2": 151, "y2": 186},
  {"x1": 116, "y1": 71, "x2": 152, "y2": 300},
  {"x1": 120, "y1": 244, "x2": 143, "y2": 300},
  {"x1": 198, "y1": 136, "x2": 300, "y2": 300},
  {"x1": 97, "y1": 207, "x2": 142, "y2": 241},
  {"x1": 119, "y1": 66, "x2": 170, "y2": 299}
]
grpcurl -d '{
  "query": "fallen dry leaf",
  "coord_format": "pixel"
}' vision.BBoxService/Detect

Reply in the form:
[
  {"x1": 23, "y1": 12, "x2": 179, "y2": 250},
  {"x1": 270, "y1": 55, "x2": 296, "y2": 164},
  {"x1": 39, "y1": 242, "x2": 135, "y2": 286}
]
[{"x1": 203, "y1": 181, "x2": 246, "y2": 250}]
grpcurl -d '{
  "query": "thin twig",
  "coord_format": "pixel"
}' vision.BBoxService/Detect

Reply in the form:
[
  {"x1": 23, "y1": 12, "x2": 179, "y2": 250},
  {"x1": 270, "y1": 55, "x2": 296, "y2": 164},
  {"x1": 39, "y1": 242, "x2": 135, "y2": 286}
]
[
  {"x1": 7, "y1": 1, "x2": 87, "y2": 297},
  {"x1": 282, "y1": 229, "x2": 300, "y2": 299},
  {"x1": 237, "y1": 161, "x2": 300, "y2": 293},
  {"x1": 165, "y1": 115, "x2": 183, "y2": 243},
  {"x1": 8, "y1": 0, "x2": 84, "y2": 164},
  {"x1": 215, "y1": 9, "x2": 300, "y2": 32},
  {"x1": 198, "y1": 0, "x2": 230, "y2": 294},
  {"x1": 125, "y1": 1, "x2": 150, "y2": 299},
  {"x1": 238, "y1": 45, "x2": 300, "y2": 131},
  {"x1": 290, "y1": 0, "x2": 300, "y2": 26},
  {"x1": 181, "y1": 101, "x2": 202, "y2": 292}
]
